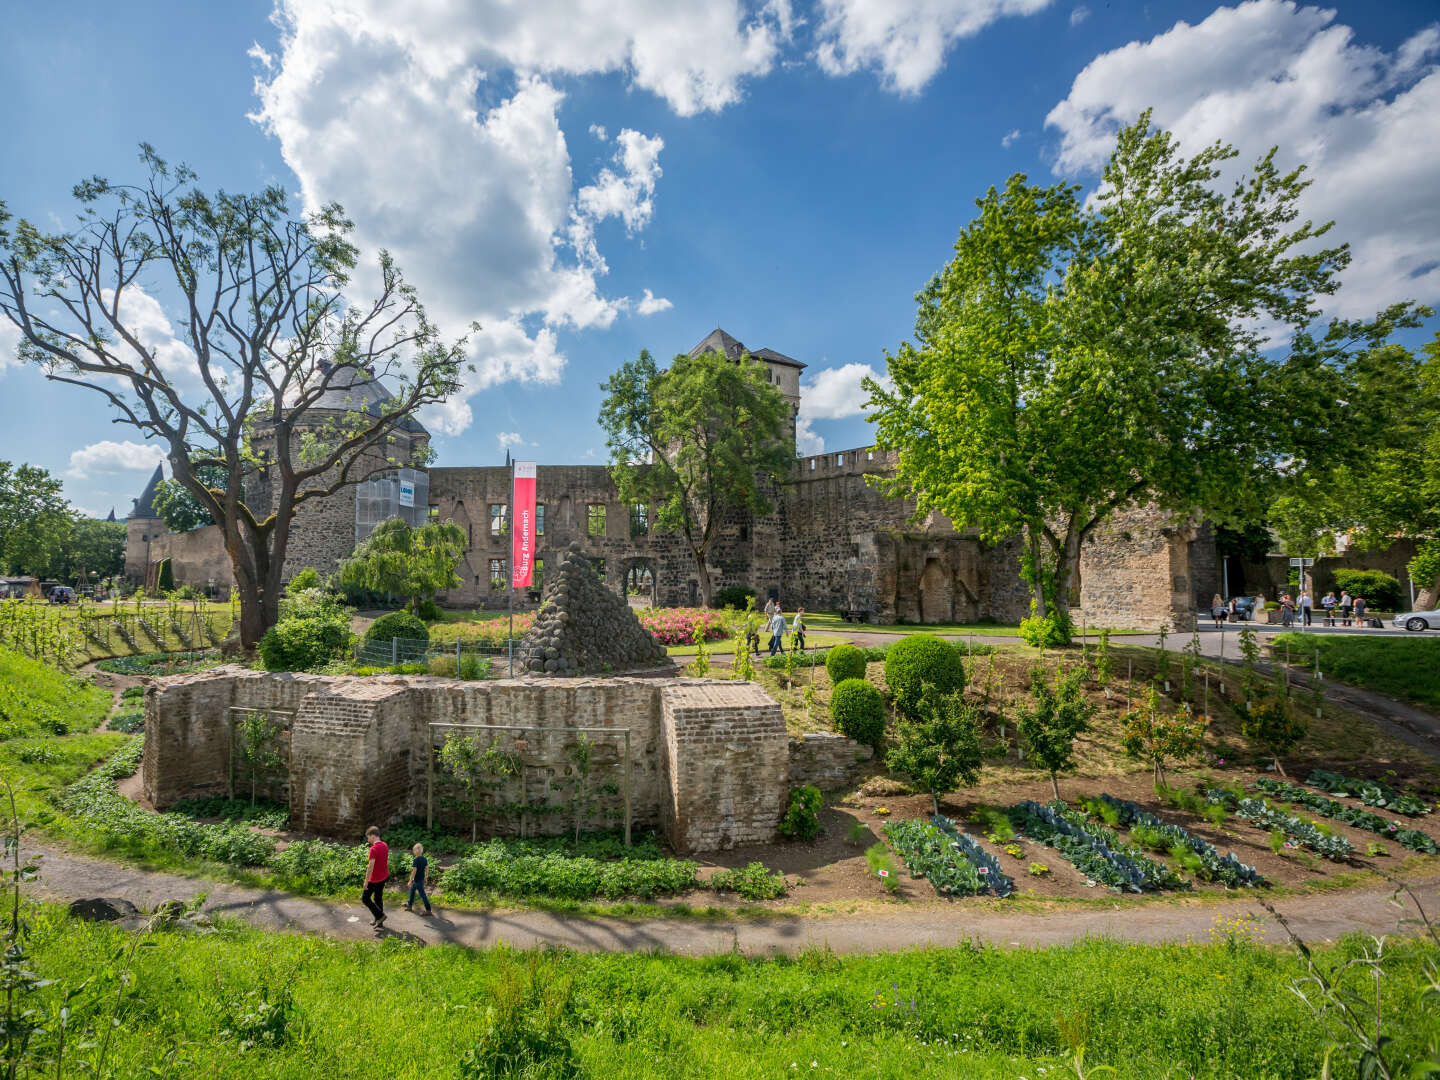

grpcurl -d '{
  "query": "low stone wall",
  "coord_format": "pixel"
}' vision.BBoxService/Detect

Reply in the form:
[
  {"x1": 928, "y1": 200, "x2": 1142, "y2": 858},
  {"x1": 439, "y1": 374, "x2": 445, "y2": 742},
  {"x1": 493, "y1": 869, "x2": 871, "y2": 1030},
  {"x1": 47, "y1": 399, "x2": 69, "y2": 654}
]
[
  {"x1": 143, "y1": 668, "x2": 793, "y2": 853},
  {"x1": 787, "y1": 733, "x2": 874, "y2": 790}
]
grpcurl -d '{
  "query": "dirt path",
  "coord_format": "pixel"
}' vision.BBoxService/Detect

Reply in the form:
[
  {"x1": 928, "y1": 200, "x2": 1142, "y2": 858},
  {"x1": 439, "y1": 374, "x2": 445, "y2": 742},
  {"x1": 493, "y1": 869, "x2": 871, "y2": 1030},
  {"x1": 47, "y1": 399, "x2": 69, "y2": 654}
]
[{"x1": 24, "y1": 842, "x2": 1436, "y2": 955}]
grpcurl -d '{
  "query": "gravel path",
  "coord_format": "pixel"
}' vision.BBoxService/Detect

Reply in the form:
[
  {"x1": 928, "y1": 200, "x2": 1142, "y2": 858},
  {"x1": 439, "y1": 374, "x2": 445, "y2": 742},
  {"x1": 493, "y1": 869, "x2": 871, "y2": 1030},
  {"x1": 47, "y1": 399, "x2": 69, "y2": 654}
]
[{"x1": 25, "y1": 843, "x2": 1436, "y2": 955}]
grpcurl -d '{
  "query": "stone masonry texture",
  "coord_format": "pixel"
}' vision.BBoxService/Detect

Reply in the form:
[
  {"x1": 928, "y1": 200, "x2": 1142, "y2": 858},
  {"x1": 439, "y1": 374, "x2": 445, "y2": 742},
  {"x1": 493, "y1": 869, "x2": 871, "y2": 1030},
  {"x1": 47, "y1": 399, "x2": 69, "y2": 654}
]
[{"x1": 145, "y1": 667, "x2": 796, "y2": 853}]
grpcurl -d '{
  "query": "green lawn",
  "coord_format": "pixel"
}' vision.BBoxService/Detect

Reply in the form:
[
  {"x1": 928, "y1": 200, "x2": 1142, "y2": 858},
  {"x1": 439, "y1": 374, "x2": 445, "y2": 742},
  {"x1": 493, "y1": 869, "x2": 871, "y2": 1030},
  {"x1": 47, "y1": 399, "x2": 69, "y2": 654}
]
[
  {"x1": 1272, "y1": 633, "x2": 1440, "y2": 708},
  {"x1": 16, "y1": 909, "x2": 1437, "y2": 1079},
  {"x1": 801, "y1": 612, "x2": 1145, "y2": 637},
  {"x1": 0, "y1": 647, "x2": 111, "y2": 737}
]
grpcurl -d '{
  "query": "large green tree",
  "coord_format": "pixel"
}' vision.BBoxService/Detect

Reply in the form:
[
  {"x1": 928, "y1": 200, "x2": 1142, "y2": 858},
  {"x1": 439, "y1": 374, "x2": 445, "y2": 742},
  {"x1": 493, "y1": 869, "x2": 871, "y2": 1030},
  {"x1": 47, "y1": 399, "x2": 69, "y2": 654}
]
[
  {"x1": 1269, "y1": 329, "x2": 1440, "y2": 608},
  {"x1": 0, "y1": 148, "x2": 466, "y2": 648},
  {"x1": 335, "y1": 516, "x2": 466, "y2": 613},
  {"x1": 151, "y1": 464, "x2": 228, "y2": 532},
  {"x1": 598, "y1": 348, "x2": 790, "y2": 607},
  {"x1": 54, "y1": 518, "x2": 127, "y2": 584},
  {"x1": 865, "y1": 113, "x2": 1424, "y2": 633},
  {"x1": 0, "y1": 461, "x2": 73, "y2": 576}
]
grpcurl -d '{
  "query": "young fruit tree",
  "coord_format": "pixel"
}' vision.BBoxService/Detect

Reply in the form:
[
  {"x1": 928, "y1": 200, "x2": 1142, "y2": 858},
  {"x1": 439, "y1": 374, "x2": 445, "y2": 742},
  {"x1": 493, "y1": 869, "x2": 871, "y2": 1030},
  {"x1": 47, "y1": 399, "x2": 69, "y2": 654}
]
[
  {"x1": 597, "y1": 348, "x2": 790, "y2": 607},
  {"x1": 234, "y1": 711, "x2": 284, "y2": 806},
  {"x1": 1239, "y1": 698, "x2": 1308, "y2": 778},
  {"x1": 885, "y1": 684, "x2": 984, "y2": 815},
  {"x1": 335, "y1": 517, "x2": 466, "y2": 614},
  {"x1": 1119, "y1": 685, "x2": 1210, "y2": 787},
  {"x1": 864, "y1": 113, "x2": 1423, "y2": 642},
  {"x1": 0, "y1": 148, "x2": 466, "y2": 649},
  {"x1": 1017, "y1": 665, "x2": 1097, "y2": 800}
]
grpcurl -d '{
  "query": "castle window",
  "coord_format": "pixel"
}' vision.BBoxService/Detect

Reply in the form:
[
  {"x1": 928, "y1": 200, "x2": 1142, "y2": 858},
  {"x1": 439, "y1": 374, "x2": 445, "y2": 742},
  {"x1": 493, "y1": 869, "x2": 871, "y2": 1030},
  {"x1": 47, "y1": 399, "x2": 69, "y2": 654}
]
[
  {"x1": 739, "y1": 524, "x2": 750, "y2": 542},
  {"x1": 809, "y1": 459, "x2": 816, "y2": 471},
  {"x1": 629, "y1": 504, "x2": 648, "y2": 537},
  {"x1": 427, "y1": 504, "x2": 439, "y2": 522},
  {"x1": 533, "y1": 558, "x2": 544, "y2": 591},
  {"x1": 490, "y1": 503, "x2": 508, "y2": 537},
  {"x1": 591, "y1": 557, "x2": 606, "y2": 581},
  {"x1": 489, "y1": 559, "x2": 507, "y2": 590},
  {"x1": 835, "y1": 453, "x2": 844, "y2": 467},
  {"x1": 536, "y1": 503, "x2": 545, "y2": 535},
  {"x1": 587, "y1": 504, "x2": 606, "y2": 536}
]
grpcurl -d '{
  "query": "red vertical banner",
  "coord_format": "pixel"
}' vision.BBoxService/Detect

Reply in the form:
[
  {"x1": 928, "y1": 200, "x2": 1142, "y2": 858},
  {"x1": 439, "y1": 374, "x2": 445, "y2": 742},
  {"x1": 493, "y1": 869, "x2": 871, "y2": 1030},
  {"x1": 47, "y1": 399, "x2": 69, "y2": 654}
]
[{"x1": 511, "y1": 461, "x2": 537, "y2": 589}]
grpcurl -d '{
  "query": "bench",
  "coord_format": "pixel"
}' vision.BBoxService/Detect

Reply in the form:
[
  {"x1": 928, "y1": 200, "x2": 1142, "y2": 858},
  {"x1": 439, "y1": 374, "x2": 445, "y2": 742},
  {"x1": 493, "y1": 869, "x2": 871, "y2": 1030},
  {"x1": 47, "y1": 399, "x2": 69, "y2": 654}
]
[{"x1": 840, "y1": 610, "x2": 871, "y2": 624}]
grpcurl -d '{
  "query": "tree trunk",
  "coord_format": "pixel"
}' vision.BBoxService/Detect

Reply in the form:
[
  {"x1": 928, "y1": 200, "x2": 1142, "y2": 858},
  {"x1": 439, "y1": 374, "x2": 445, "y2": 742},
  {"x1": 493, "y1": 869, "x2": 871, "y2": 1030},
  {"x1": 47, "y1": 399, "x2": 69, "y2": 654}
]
[
  {"x1": 931, "y1": 792, "x2": 940, "y2": 816},
  {"x1": 1050, "y1": 771, "x2": 1061, "y2": 802},
  {"x1": 1057, "y1": 526, "x2": 1084, "y2": 610},
  {"x1": 1027, "y1": 529, "x2": 1048, "y2": 619},
  {"x1": 692, "y1": 546, "x2": 713, "y2": 608},
  {"x1": 1274, "y1": 754, "x2": 1287, "y2": 779}
]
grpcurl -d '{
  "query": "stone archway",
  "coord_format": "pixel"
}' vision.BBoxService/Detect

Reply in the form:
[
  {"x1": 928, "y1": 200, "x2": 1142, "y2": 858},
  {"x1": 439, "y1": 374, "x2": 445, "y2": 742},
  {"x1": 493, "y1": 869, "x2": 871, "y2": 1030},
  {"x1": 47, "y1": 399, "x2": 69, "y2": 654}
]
[
  {"x1": 918, "y1": 558, "x2": 952, "y2": 624},
  {"x1": 623, "y1": 558, "x2": 656, "y2": 608}
]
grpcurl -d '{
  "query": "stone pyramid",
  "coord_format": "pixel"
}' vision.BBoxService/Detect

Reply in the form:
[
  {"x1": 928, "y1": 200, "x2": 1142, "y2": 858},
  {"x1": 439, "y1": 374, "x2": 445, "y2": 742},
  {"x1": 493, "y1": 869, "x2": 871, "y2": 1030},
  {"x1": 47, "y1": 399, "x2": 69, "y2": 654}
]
[{"x1": 520, "y1": 541, "x2": 668, "y2": 675}]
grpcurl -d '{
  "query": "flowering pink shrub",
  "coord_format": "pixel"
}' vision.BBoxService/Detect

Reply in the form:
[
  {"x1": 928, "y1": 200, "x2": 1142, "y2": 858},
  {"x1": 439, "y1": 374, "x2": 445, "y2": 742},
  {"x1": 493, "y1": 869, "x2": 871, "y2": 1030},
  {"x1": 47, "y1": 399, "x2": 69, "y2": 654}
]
[{"x1": 637, "y1": 607, "x2": 731, "y2": 646}]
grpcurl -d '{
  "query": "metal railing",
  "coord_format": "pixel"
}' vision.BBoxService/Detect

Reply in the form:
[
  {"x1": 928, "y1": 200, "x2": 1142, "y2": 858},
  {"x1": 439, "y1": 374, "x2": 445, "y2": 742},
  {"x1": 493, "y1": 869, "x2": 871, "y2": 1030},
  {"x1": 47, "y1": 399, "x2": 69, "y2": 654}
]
[{"x1": 352, "y1": 635, "x2": 538, "y2": 676}]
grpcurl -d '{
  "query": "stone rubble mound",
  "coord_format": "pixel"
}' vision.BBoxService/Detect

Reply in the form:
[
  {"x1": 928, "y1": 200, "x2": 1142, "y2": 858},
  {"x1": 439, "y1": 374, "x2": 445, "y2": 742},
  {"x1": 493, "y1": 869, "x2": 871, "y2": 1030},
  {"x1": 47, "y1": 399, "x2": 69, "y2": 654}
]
[{"x1": 519, "y1": 541, "x2": 668, "y2": 675}]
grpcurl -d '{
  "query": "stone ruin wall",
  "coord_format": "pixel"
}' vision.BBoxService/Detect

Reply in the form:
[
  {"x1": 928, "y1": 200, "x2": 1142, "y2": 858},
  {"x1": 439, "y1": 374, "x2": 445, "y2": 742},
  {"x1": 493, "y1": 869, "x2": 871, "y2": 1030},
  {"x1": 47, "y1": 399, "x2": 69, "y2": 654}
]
[{"x1": 142, "y1": 667, "x2": 872, "y2": 852}]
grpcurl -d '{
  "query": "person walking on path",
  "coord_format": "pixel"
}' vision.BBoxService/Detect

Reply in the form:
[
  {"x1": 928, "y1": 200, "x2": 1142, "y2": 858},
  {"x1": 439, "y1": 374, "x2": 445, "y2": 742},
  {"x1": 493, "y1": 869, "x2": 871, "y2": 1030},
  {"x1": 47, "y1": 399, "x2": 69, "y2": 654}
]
[
  {"x1": 791, "y1": 607, "x2": 807, "y2": 651},
  {"x1": 1252, "y1": 593, "x2": 1266, "y2": 621},
  {"x1": 1299, "y1": 589, "x2": 1313, "y2": 627},
  {"x1": 1321, "y1": 591, "x2": 1337, "y2": 626},
  {"x1": 1210, "y1": 593, "x2": 1228, "y2": 628},
  {"x1": 361, "y1": 826, "x2": 389, "y2": 929},
  {"x1": 767, "y1": 609, "x2": 787, "y2": 656},
  {"x1": 1353, "y1": 595, "x2": 1368, "y2": 626},
  {"x1": 1280, "y1": 593, "x2": 1295, "y2": 628},
  {"x1": 764, "y1": 596, "x2": 779, "y2": 618},
  {"x1": 1340, "y1": 591, "x2": 1353, "y2": 626},
  {"x1": 403, "y1": 843, "x2": 432, "y2": 916}
]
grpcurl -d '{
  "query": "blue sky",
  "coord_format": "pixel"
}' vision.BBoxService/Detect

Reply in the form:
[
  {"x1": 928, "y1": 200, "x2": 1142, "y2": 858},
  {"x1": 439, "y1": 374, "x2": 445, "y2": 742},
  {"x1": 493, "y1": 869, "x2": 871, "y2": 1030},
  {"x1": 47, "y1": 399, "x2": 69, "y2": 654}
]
[{"x1": 2, "y1": 0, "x2": 1437, "y2": 518}]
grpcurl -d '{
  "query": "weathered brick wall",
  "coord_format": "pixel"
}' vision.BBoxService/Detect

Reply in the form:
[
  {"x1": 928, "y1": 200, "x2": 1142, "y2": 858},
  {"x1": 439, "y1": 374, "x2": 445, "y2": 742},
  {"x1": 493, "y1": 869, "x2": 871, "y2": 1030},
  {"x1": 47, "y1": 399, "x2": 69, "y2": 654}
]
[
  {"x1": 145, "y1": 525, "x2": 234, "y2": 595},
  {"x1": 787, "y1": 733, "x2": 874, "y2": 790},
  {"x1": 144, "y1": 670, "x2": 790, "y2": 852},
  {"x1": 659, "y1": 681, "x2": 787, "y2": 852}
]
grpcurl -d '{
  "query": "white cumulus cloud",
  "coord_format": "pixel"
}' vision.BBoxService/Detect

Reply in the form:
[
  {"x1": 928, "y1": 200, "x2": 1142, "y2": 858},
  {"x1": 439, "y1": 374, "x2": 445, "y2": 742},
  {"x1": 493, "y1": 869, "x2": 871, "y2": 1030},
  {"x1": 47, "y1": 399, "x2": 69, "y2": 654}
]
[
  {"x1": 1070, "y1": 5, "x2": 1089, "y2": 26},
  {"x1": 1045, "y1": 0, "x2": 1440, "y2": 317},
  {"x1": 1001, "y1": 127, "x2": 1021, "y2": 148},
  {"x1": 635, "y1": 289, "x2": 673, "y2": 315},
  {"x1": 495, "y1": 431, "x2": 525, "y2": 452},
  {"x1": 66, "y1": 440, "x2": 166, "y2": 480},
  {"x1": 795, "y1": 362, "x2": 891, "y2": 455},
  {"x1": 0, "y1": 318, "x2": 20, "y2": 374},
  {"x1": 251, "y1": 1, "x2": 792, "y2": 437},
  {"x1": 814, "y1": 0, "x2": 1055, "y2": 94}
]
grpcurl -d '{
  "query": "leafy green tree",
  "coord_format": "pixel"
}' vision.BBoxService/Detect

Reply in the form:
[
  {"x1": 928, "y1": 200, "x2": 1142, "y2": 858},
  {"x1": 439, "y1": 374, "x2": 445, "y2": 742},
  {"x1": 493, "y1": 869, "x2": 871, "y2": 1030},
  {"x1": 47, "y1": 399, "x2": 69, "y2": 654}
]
[
  {"x1": 234, "y1": 711, "x2": 284, "y2": 806},
  {"x1": 598, "y1": 348, "x2": 790, "y2": 607},
  {"x1": 865, "y1": 113, "x2": 1421, "y2": 638},
  {"x1": 0, "y1": 461, "x2": 72, "y2": 576},
  {"x1": 0, "y1": 148, "x2": 465, "y2": 649},
  {"x1": 336, "y1": 517, "x2": 466, "y2": 614},
  {"x1": 151, "y1": 463, "x2": 228, "y2": 532},
  {"x1": 885, "y1": 684, "x2": 983, "y2": 815},
  {"x1": 1270, "y1": 329, "x2": 1440, "y2": 608},
  {"x1": 54, "y1": 517, "x2": 126, "y2": 584},
  {"x1": 1017, "y1": 665, "x2": 1097, "y2": 800},
  {"x1": 1120, "y1": 685, "x2": 1209, "y2": 787}
]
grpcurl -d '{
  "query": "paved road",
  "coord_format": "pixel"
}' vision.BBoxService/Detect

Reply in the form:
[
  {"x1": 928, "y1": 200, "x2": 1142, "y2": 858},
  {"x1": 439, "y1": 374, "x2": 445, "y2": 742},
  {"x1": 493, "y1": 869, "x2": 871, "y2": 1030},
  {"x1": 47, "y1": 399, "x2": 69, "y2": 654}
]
[{"x1": 25, "y1": 843, "x2": 1437, "y2": 955}]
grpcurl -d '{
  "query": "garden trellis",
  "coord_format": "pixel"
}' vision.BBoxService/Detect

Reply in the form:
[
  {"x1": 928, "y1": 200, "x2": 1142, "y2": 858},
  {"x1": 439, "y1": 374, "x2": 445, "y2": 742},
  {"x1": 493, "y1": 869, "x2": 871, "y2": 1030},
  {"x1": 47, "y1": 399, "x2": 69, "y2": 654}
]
[{"x1": 425, "y1": 721, "x2": 633, "y2": 845}]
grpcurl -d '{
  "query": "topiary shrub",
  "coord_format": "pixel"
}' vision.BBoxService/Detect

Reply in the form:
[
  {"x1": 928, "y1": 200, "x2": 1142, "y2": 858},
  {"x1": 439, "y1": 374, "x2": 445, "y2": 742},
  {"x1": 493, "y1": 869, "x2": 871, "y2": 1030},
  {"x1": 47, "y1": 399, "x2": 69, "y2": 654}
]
[
  {"x1": 258, "y1": 615, "x2": 351, "y2": 672},
  {"x1": 364, "y1": 610, "x2": 429, "y2": 645},
  {"x1": 712, "y1": 585, "x2": 758, "y2": 610},
  {"x1": 1330, "y1": 569, "x2": 1402, "y2": 612},
  {"x1": 831, "y1": 678, "x2": 885, "y2": 749},
  {"x1": 825, "y1": 642, "x2": 867, "y2": 685},
  {"x1": 779, "y1": 785, "x2": 823, "y2": 842},
  {"x1": 883, "y1": 633, "x2": 966, "y2": 719},
  {"x1": 156, "y1": 558, "x2": 174, "y2": 592},
  {"x1": 416, "y1": 598, "x2": 443, "y2": 622}
]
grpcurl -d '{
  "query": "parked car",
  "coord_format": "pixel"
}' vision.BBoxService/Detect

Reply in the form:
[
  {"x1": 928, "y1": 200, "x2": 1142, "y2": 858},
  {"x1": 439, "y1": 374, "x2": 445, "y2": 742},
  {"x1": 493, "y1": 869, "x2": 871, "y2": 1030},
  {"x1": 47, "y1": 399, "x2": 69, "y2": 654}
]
[
  {"x1": 47, "y1": 586, "x2": 76, "y2": 605},
  {"x1": 1393, "y1": 608, "x2": 1440, "y2": 632}
]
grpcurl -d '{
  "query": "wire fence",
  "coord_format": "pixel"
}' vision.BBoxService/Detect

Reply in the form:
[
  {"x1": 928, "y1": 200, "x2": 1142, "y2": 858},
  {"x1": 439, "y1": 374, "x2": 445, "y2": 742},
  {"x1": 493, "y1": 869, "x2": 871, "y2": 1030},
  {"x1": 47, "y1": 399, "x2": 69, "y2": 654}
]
[{"x1": 352, "y1": 635, "x2": 539, "y2": 677}]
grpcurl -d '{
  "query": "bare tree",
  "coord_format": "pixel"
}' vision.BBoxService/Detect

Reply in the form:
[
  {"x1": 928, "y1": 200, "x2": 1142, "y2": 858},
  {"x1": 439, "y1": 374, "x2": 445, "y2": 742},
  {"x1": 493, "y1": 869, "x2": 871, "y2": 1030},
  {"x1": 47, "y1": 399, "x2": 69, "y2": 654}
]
[{"x1": 0, "y1": 147, "x2": 467, "y2": 648}]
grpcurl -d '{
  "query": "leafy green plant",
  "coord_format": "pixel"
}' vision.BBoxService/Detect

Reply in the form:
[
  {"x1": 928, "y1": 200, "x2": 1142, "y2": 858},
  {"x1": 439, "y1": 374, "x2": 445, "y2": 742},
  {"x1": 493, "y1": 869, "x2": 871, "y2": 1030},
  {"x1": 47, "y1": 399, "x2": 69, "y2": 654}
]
[
  {"x1": 234, "y1": 711, "x2": 285, "y2": 806},
  {"x1": 883, "y1": 633, "x2": 966, "y2": 719},
  {"x1": 885, "y1": 685, "x2": 983, "y2": 815},
  {"x1": 363, "y1": 609, "x2": 429, "y2": 646},
  {"x1": 844, "y1": 820, "x2": 869, "y2": 847},
  {"x1": 864, "y1": 842, "x2": 899, "y2": 893},
  {"x1": 1028, "y1": 862, "x2": 1050, "y2": 876},
  {"x1": 709, "y1": 862, "x2": 787, "y2": 901},
  {"x1": 1016, "y1": 664, "x2": 1096, "y2": 800},
  {"x1": 1238, "y1": 697, "x2": 1308, "y2": 777},
  {"x1": 1254, "y1": 778, "x2": 1437, "y2": 853},
  {"x1": 258, "y1": 614, "x2": 350, "y2": 672},
  {"x1": 779, "y1": 785, "x2": 823, "y2": 842},
  {"x1": 830, "y1": 678, "x2": 885, "y2": 749},
  {"x1": 1094, "y1": 629, "x2": 1112, "y2": 696},
  {"x1": 824, "y1": 643, "x2": 867, "y2": 686},
  {"x1": 1306, "y1": 769, "x2": 1430, "y2": 816},
  {"x1": 1119, "y1": 685, "x2": 1210, "y2": 786}
]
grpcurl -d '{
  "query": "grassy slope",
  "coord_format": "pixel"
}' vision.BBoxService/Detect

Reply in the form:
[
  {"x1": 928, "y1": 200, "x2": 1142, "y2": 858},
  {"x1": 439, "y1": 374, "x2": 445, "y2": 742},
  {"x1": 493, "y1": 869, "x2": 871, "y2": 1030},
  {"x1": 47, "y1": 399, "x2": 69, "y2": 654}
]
[
  {"x1": 1273, "y1": 633, "x2": 1440, "y2": 709},
  {"x1": 0, "y1": 648, "x2": 111, "y2": 737},
  {"x1": 24, "y1": 910, "x2": 1440, "y2": 1079}
]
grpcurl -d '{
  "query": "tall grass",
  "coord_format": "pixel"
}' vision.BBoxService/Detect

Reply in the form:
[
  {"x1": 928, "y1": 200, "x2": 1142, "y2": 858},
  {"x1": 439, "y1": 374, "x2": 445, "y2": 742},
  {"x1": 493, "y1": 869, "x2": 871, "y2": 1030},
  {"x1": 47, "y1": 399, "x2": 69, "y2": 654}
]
[
  {"x1": 1273, "y1": 633, "x2": 1440, "y2": 708},
  {"x1": 20, "y1": 910, "x2": 1440, "y2": 1078}
]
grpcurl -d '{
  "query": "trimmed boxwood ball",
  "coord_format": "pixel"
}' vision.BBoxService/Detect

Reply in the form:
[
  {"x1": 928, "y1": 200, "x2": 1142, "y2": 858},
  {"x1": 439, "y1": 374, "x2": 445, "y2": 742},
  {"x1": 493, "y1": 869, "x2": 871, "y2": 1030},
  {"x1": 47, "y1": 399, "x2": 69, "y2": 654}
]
[
  {"x1": 363, "y1": 609, "x2": 429, "y2": 644},
  {"x1": 830, "y1": 678, "x2": 885, "y2": 749},
  {"x1": 884, "y1": 633, "x2": 966, "y2": 719},
  {"x1": 825, "y1": 642, "x2": 867, "y2": 685}
]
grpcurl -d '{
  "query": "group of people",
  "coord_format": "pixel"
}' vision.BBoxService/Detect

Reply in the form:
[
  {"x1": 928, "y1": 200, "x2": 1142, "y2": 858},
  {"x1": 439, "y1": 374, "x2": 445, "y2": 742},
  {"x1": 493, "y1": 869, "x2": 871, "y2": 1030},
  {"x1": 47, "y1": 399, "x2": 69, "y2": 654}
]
[
  {"x1": 1209, "y1": 590, "x2": 1369, "y2": 628},
  {"x1": 359, "y1": 825, "x2": 432, "y2": 929},
  {"x1": 744, "y1": 598, "x2": 807, "y2": 656}
]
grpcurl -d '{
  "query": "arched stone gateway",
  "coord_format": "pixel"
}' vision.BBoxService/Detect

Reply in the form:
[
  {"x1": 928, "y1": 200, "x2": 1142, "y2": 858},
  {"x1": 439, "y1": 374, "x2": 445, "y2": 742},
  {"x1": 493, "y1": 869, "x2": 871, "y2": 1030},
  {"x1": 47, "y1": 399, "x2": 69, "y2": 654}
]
[{"x1": 623, "y1": 558, "x2": 656, "y2": 606}]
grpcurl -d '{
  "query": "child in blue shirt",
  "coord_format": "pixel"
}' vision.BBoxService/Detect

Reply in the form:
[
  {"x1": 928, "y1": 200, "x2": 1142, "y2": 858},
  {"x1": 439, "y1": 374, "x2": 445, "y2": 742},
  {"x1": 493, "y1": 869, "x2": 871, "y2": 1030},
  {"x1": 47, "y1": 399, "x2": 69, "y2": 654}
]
[{"x1": 403, "y1": 843, "x2": 432, "y2": 915}]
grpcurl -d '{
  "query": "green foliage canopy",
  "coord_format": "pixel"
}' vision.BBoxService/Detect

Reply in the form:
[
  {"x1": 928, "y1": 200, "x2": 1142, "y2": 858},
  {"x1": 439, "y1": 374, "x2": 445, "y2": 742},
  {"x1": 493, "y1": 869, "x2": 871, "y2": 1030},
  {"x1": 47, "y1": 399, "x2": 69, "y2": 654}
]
[
  {"x1": 885, "y1": 685, "x2": 983, "y2": 815},
  {"x1": 1017, "y1": 665, "x2": 1096, "y2": 800},
  {"x1": 865, "y1": 113, "x2": 1422, "y2": 632},
  {"x1": 0, "y1": 460, "x2": 72, "y2": 575},
  {"x1": 337, "y1": 517, "x2": 466, "y2": 613},
  {"x1": 598, "y1": 348, "x2": 790, "y2": 606}
]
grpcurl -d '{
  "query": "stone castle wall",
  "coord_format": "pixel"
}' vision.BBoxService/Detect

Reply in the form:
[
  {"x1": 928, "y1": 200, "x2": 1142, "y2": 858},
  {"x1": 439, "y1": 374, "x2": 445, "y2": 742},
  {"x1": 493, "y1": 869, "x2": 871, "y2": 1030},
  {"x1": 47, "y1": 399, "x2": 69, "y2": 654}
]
[{"x1": 143, "y1": 667, "x2": 805, "y2": 853}]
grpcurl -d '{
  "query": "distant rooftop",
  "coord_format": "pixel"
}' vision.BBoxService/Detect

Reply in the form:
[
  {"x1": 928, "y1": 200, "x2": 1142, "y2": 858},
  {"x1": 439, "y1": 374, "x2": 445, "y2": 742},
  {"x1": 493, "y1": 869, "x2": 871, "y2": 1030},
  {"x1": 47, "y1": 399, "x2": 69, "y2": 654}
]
[
  {"x1": 688, "y1": 328, "x2": 806, "y2": 370},
  {"x1": 312, "y1": 362, "x2": 428, "y2": 435},
  {"x1": 129, "y1": 464, "x2": 164, "y2": 520}
]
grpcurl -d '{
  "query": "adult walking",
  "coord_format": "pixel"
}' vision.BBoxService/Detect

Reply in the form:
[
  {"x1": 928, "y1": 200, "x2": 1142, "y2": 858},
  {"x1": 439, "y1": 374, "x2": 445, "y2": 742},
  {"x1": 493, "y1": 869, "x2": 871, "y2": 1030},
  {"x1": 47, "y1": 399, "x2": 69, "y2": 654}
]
[
  {"x1": 1298, "y1": 589, "x2": 1313, "y2": 627},
  {"x1": 1353, "y1": 595, "x2": 1368, "y2": 627},
  {"x1": 791, "y1": 607, "x2": 807, "y2": 650},
  {"x1": 767, "y1": 608, "x2": 788, "y2": 656},
  {"x1": 1252, "y1": 593, "x2": 1266, "y2": 621},
  {"x1": 361, "y1": 825, "x2": 389, "y2": 929},
  {"x1": 1339, "y1": 590, "x2": 1353, "y2": 627},
  {"x1": 1210, "y1": 593, "x2": 1228, "y2": 628},
  {"x1": 1280, "y1": 593, "x2": 1295, "y2": 628},
  {"x1": 1321, "y1": 591, "x2": 1337, "y2": 626}
]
